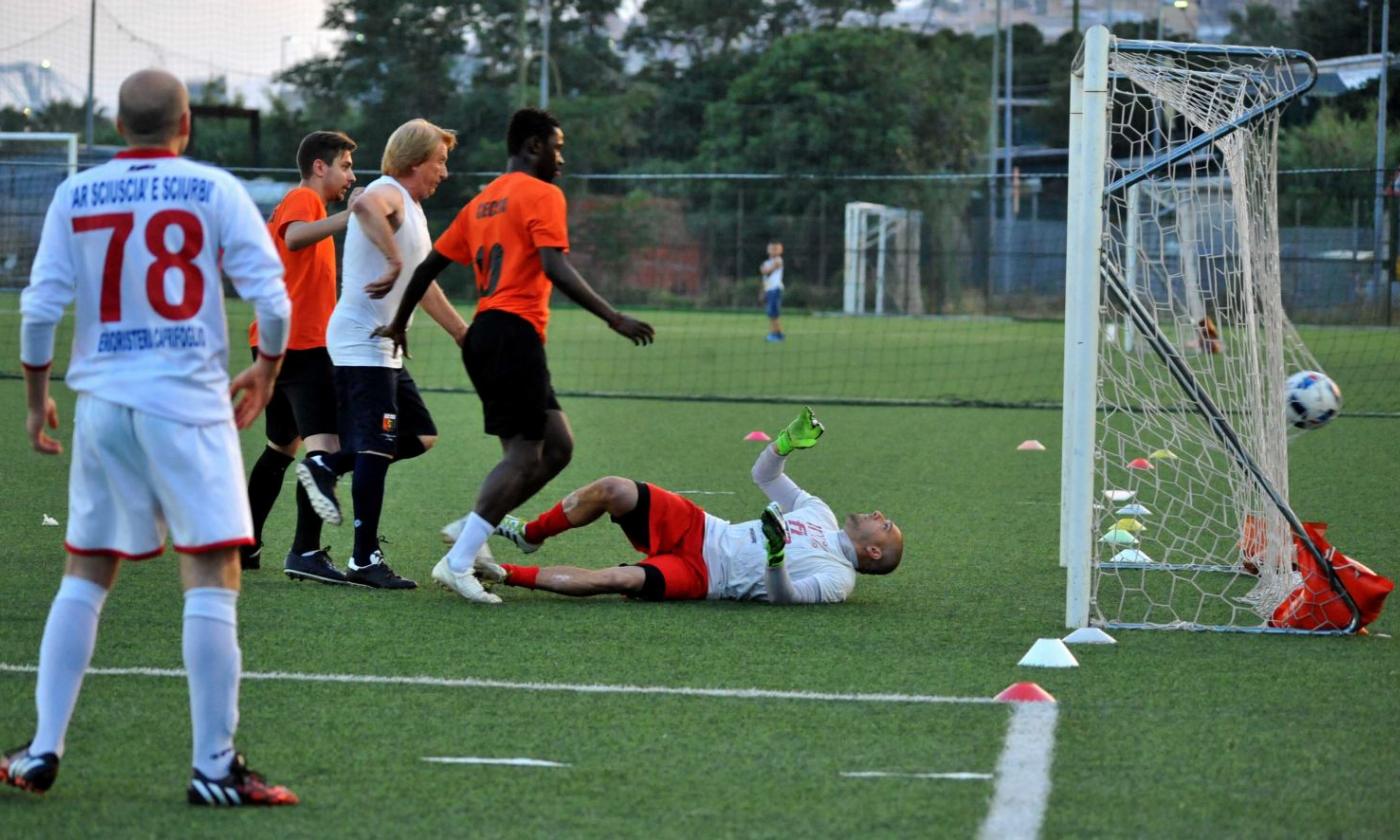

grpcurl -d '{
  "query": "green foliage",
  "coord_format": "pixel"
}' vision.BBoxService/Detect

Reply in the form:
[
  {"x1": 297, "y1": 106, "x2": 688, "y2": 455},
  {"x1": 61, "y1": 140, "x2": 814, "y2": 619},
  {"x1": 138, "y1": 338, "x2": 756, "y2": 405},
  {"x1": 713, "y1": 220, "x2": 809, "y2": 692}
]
[
  {"x1": 0, "y1": 100, "x2": 120, "y2": 145},
  {"x1": 1296, "y1": 0, "x2": 1399, "y2": 61},
  {"x1": 1278, "y1": 103, "x2": 1400, "y2": 225},
  {"x1": 700, "y1": 27, "x2": 986, "y2": 177},
  {"x1": 1227, "y1": 2, "x2": 1295, "y2": 48}
]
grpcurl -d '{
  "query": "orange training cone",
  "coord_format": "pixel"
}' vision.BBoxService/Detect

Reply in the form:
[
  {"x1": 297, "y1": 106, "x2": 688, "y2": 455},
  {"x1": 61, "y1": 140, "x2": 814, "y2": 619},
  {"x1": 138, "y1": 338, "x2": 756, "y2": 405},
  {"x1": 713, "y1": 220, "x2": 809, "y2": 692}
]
[{"x1": 994, "y1": 682, "x2": 1057, "y2": 703}]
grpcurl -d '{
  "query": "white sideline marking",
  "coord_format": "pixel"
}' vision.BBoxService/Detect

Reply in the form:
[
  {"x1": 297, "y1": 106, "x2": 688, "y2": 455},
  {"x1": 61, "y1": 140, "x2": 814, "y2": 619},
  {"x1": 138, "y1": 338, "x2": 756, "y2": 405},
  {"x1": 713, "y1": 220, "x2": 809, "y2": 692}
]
[
  {"x1": 0, "y1": 663, "x2": 994, "y2": 706},
  {"x1": 842, "y1": 771, "x2": 992, "y2": 781},
  {"x1": 423, "y1": 757, "x2": 568, "y2": 768},
  {"x1": 977, "y1": 704, "x2": 1060, "y2": 840}
]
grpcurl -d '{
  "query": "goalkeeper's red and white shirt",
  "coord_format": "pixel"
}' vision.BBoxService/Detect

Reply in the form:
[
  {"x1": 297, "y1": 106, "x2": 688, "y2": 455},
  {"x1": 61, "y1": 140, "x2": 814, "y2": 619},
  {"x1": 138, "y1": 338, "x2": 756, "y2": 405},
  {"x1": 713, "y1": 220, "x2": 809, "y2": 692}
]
[
  {"x1": 21, "y1": 149, "x2": 290, "y2": 424},
  {"x1": 702, "y1": 447, "x2": 858, "y2": 604}
]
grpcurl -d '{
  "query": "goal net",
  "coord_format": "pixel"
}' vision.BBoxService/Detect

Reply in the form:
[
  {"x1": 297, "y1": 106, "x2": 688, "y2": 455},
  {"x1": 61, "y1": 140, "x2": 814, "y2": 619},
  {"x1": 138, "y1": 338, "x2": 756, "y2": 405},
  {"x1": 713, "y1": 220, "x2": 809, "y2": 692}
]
[
  {"x1": 0, "y1": 132, "x2": 77, "y2": 292},
  {"x1": 1060, "y1": 29, "x2": 1360, "y2": 633}
]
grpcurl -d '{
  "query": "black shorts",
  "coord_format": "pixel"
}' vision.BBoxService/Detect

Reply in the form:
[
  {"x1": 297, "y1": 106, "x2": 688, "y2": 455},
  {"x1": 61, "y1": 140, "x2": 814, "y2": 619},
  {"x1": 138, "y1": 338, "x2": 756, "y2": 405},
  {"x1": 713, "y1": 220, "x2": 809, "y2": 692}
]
[
  {"x1": 334, "y1": 365, "x2": 437, "y2": 456},
  {"x1": 254, "y1": 347, "x2": 339, "y2": 447},
  {"x1": 463, "y1": 309, "x2": 561, "y2": 440}
]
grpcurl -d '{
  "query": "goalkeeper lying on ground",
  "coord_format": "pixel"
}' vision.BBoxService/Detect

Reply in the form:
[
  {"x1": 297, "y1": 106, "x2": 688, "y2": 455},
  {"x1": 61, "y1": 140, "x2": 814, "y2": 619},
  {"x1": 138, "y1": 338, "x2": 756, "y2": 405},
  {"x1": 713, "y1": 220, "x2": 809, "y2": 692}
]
[{"x1": 447, "y1": 408, "x2": 903, "y2": 604}]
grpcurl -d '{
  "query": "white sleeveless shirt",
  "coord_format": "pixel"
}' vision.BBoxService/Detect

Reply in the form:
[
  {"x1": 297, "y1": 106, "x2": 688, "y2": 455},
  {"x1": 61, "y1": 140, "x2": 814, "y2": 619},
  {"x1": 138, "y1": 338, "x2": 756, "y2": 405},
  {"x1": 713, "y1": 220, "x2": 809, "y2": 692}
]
[{"x1": 327, "y1": 175, "x2": 431, "y2": 368}]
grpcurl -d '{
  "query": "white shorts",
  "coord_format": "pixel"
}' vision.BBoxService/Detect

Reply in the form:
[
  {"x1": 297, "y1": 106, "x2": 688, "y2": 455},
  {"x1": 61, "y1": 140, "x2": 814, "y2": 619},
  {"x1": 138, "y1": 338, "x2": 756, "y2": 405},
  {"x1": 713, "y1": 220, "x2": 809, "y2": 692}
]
[{"x1": 65, "y1": 394, "x2": 253, "y2": 559}]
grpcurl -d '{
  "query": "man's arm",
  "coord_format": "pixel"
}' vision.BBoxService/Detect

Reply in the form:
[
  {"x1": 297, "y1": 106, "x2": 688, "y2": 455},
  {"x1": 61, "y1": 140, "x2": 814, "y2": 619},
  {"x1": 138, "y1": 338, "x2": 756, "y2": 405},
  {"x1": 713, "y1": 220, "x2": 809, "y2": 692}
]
[
  {"x1": 216, "y1": 172, "x2": 290, "y2": 429},
  {"x1": 21, "y1": 186, "x2": 76, "y2": 455},
  {"x1": 751, "y1": 407, "x2": 825, "y2": 512},
  {"x1": 539, "y1": 247, "x2": 653, "y2": 345},
  {"x1": 766, "y1": 565, "x2": 845, "y2": 605},
  {"x1": 418, "y1": 280, "x2": 468, "y2": 346},
  {"x1": 284, "y1": 186, "x2": 364, "y2": 251},
  {"x1": 752, "y1": 445, "x2": 803, "y2": 512},
  {"x1": 354, "y1": 187, "x2": 406, "y2": 298},
  {"x1": 371, "y1": 249, "x2": 453, "y2": 357}
]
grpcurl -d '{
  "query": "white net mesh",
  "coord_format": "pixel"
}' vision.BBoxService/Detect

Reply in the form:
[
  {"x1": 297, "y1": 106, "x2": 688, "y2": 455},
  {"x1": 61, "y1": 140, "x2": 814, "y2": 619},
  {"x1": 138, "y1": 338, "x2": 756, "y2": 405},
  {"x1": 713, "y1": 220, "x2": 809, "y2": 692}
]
[{"x1": 1089, "y1": 43, "x2": 1341, "y2": 630}]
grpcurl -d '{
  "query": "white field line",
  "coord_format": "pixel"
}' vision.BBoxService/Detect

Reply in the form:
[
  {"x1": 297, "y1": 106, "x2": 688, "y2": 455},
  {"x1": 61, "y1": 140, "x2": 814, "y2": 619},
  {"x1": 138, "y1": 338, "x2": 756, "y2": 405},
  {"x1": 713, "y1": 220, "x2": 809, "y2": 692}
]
[
  {"x1": 977, "y1": 703, "x2": 1060, "y2": 840},
  {"x1": 841, "y1": 771, "x2": 992, "y2": 781},
  {"x1": 672, "y1": 489, "x2": 737, "y2": 496},
  {"x1": 423, "y1": 757, "x2": 568, "y2": 768},
  {"x1": 0, "y1": 663, "x2": 996, "y2": 706}
]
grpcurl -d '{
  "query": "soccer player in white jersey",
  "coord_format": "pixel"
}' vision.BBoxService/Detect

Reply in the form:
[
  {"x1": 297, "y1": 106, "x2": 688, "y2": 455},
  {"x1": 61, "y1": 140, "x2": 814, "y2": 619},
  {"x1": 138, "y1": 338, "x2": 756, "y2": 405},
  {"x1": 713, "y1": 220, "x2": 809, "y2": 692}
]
[
  {"x1": 3, "y1": 68, "x2": 298, "y2": 806},
  {"x1": 294, "y1": 119, "x2": 468, "y2": 589},
  {"x1": 478, "y1": 408, "x2": 904, "y2": 604}
]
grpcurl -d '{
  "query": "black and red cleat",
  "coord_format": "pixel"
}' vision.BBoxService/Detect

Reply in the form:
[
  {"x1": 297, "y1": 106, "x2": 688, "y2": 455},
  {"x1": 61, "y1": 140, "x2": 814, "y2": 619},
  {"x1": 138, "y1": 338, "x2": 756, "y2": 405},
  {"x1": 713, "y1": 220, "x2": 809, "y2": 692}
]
[
  {"x1": 187, "y1": 752, "x2": 298, "y2": 807},
  {"x1": 0, "y1": 742, "x2": 59, "y2": 794}
]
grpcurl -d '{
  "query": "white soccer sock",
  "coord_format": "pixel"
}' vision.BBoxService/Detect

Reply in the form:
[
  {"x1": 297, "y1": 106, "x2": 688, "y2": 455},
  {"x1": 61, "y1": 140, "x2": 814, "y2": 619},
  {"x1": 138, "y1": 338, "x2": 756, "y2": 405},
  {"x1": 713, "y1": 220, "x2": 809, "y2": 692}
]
[
  {"x1": 183, "y1": 587, "x2": 241, "y2": 779},
  {"x1": 30, "y1": 576, "x2": 109, "y2": 758},
  {"x1": 445, "y1": 512, "x2": 494, "y2": 573}
]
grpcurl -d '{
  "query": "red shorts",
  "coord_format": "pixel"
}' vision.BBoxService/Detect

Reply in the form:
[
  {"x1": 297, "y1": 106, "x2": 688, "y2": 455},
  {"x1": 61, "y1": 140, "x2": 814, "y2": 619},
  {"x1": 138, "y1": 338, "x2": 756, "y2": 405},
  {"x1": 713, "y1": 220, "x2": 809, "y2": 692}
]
[{"x1": 627, "y1": 483, "x2": 708, "y2": 601}]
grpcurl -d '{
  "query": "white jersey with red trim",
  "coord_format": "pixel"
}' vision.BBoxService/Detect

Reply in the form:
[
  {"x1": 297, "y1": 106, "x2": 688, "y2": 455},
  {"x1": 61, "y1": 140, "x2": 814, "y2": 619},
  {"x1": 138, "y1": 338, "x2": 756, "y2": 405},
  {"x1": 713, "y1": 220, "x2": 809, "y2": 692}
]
[
  {"x1": 21, "y1": 150, "x2": 288, "y2": 424},
  {"x1": 701, "y1": 490, "x2": 857, "y2": 604}
]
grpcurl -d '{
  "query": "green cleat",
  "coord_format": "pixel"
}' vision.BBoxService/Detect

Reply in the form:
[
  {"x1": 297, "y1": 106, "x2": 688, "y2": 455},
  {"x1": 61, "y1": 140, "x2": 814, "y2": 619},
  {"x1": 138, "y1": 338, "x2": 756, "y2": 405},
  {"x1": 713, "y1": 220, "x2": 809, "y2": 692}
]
[
  {"x1": 774, "y1": 406, "x2": 825, "y2": 456},
  {"x1": 760, "y1": 501, "x2": 788, "y2": 568}
]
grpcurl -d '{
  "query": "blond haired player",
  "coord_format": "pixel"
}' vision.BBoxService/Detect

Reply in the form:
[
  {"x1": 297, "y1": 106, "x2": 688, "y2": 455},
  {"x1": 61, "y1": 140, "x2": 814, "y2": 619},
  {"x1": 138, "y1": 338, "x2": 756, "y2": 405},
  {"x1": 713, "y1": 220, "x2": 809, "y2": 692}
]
[
  {"x1": 295, "y1": 119, "x2": 468, "y2": 589},
  {"x1": 5, "y1": 68, "x2": 297, "y2": 806}
]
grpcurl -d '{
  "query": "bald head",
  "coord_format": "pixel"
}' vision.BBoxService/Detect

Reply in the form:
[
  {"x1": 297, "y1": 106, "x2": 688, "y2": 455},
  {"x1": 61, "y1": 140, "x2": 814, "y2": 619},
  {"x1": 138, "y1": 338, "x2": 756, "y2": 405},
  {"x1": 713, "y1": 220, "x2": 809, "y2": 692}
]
[{"x1": 117, "y1": 69, "x2": 189, "y2": 148}]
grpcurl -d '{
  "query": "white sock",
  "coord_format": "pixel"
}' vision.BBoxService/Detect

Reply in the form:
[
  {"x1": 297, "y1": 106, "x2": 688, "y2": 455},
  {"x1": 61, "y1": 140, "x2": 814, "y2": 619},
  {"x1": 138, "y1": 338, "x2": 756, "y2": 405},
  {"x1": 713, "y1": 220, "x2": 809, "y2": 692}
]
[
  {"x1": 446, "y1": 512, "x2": 494, "y2": 573},
  {"x1": 31, "y1": 576, "x2": 109, "y2": 757},
  {"x1": 183, "y1": 587, "x2": 241, "y2": 779}
]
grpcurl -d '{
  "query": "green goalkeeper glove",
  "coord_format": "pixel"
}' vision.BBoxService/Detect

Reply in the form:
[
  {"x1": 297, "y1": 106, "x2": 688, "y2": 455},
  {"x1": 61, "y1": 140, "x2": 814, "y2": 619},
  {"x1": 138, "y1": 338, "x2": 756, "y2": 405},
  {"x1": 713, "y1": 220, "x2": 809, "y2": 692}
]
[
  {"x1": 774, "y1": 406, "x2": 825, "y2": 457},
  {"x1": 760, "y1": 501, "x2": 788, "y2": 567}
]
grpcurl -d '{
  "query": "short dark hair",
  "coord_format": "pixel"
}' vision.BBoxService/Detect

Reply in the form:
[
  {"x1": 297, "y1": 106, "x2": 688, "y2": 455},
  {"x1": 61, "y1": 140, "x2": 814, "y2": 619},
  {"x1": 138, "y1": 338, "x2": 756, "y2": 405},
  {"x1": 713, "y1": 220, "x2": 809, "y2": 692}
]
[
  {"x1": 296, "y1": 130, "x2": 357, "y2": 178},
  {"x1": 507, "y1": 108, "x2": 561, "y2": 156}
]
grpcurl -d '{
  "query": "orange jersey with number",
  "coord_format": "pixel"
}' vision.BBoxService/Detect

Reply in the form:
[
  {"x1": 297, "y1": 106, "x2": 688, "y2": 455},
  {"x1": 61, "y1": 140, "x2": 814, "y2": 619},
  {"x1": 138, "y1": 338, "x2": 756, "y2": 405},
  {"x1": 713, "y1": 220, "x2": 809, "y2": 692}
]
[
  {"x1": 434, "y1": 172, "x2": 569, "y2": 342},
  {"x1": 249, "y1": 186, "x2": 337, "y2": 349}
]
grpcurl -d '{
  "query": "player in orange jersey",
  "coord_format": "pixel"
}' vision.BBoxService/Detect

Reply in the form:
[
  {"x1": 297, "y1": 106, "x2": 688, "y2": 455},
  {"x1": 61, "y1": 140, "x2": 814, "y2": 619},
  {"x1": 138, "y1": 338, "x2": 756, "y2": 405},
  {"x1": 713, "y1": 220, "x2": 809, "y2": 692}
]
[
  {"x1": 371, "y1": 107, "x2": 653, "y2": 603},
  {"x1": 243, "y1": 131, "x2": 362, "y2": 584}
]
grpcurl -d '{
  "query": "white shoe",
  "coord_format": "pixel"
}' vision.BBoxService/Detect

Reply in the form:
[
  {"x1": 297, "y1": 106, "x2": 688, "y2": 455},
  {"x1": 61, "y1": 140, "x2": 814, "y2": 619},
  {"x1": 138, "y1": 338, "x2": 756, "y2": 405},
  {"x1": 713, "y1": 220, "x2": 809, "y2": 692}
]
[
  {"x1": 440, "y1": 514, "x2": 470, "y2": 544},
  {"x1": 474, "y1": 554, "x2": 508, "y2": 585},
  {"x1": 432, "y1": 557, "x2": 502, "y2": 604}
]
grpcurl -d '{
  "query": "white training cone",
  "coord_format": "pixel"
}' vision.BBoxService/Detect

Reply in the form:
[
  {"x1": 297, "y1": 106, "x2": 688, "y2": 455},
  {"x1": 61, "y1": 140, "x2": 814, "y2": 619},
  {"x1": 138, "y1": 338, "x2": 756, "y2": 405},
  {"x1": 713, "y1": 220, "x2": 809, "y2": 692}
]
[
  {"x1": 1017, "y1": 638, "x2": 1079, "y2": 668},
  {"x1": 41, "y1": 514, "x2": 59, "y2": 526},
  {"x1": 1063, "y1": 627, "x2": 1117, "y2": 645},
  {"x1": 1109, "y1": 549, "x2": 1155, "y2": 564},
  {"x1": 1017, "y1": 439, "x2": 1046, "y2": 451},
  {"x1": 1104, "y1": 489, "x2": 1135, "y2": 503}
]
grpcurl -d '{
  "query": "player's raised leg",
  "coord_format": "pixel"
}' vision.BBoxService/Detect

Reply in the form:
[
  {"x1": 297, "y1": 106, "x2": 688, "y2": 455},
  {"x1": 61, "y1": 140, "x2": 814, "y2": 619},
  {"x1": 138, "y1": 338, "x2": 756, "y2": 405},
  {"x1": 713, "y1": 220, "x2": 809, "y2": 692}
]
[{"x1": 494, "y1": 475, "x2": 640, "y2": 553}]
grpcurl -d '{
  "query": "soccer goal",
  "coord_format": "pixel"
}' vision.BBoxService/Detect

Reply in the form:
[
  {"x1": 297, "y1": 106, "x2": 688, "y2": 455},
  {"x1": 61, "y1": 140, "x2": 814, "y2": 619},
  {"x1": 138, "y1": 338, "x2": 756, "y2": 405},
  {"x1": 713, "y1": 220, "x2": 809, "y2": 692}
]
[
  {"x1": 0, "y1": 132, "x2": 79, "y2": 291},
  {"x1": 842, "y1": 201, "x2": 924, "y2": 315},
  {"x1": 1060, "y1": 28, "x2": 1361, "y2": 633}
]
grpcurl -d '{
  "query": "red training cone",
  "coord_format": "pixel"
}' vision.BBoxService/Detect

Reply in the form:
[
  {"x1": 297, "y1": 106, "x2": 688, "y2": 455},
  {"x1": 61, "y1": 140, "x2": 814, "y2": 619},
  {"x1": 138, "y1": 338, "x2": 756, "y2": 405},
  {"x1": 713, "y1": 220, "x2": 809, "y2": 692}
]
[
  {"x1": 1126, "y1": 458, "x2": 1153, "y2": 470},
  {"x1": 744, "y1": 431, "x2": 772, "y2": 442},
  {"x1": 994, "y1": 682, "x2": 1057, "y2": 703}
]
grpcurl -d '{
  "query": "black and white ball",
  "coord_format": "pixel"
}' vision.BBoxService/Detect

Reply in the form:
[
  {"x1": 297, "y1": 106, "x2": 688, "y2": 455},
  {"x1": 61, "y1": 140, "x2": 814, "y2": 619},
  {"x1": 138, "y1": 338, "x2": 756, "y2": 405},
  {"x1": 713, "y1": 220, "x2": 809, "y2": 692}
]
[{"x1": 1285, "y1": 370, "x2": 1341, "y2": 430}]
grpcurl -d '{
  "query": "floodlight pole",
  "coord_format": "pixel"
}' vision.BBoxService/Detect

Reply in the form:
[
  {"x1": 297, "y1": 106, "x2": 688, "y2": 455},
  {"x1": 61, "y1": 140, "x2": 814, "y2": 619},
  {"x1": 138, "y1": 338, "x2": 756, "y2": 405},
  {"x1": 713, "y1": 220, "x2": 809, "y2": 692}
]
[
  {"x1": 539, "y1": 0, "x2": 551, "y2": 109},
  {"x1": 987, "y1": 0, "x2": 1001, "y2": 300},
  {"x1": 1374, "y1": 0, "x2": 1390, "y2": 305},
  {"x1": 84, "y1": 0, "x2": 96, "y2": 149}
]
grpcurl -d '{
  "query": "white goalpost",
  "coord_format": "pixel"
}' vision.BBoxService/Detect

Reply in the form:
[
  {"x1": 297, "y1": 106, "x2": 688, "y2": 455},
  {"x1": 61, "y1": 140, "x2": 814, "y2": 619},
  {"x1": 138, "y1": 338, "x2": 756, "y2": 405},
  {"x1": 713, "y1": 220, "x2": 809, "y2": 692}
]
[
  {"x1": 843, "y1": 201, "x2": 924, "y2": 315},
  {"x1": 0, "y1": 132, "x2": 79, "y2": 290},
  {"x1": 1060, "y1": 28, "x2": 1360, "y2": 633}
]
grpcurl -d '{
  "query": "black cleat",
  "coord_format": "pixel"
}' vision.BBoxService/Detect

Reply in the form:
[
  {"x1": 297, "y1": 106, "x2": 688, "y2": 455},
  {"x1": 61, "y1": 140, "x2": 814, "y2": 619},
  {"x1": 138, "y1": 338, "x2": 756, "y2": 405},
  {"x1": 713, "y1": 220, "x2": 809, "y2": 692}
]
[
  {"x1": 239, "y1": 543, "x2": 262, "y2": 571},
  {"x1": 344, "y1": 550, "x2": 417, "y2": 590},
  {"x1": 187, "y1": 752, "x2": 298, "y2": 807},
  {"x1": 283, "y1": 547, "x2": 349, "y2": 585},
  {"x1": 0, "y1": 743, "x2": 59, "y2": 794},
  {"x1": 295, "y1": 455, "x2": 342, "y2": 526}
]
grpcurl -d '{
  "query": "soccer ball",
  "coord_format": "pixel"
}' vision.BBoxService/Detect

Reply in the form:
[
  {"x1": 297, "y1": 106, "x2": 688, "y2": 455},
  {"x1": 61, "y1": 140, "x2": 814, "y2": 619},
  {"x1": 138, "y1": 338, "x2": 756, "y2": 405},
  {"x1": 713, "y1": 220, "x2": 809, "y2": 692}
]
[{"x1": 1285, "y1": 370, "x2": 1341, "y2": 430}]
